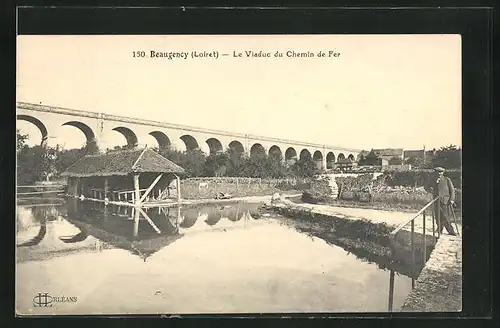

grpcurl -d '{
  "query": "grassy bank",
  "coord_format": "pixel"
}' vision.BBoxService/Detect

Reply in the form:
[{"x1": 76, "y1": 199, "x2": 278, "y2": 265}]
[
  {"x1": 180, "y1": 178, "x2": 308, "y2": 200},
  {"x1": 293, "y1": 194, "x2": 462, "y2": 221},
  {"x1": 302, "y1": 172, "x2": 462, "y2": 215}
]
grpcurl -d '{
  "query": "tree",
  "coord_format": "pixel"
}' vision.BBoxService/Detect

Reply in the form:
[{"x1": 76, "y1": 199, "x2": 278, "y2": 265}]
[
  {"x1": 266, "y1": 151, "x2": 287, "y2": 178},
  {"x1": 389, "y1": 156, "x2": 403, "y2": 165},
  {"x1": 226, "y1": 148, "x2": 246, "y2": 177},
  {"x1": 17, "y1": 145, "x2": 58, "y2": 183},
  {"x1": 204, "y1": 152, "x2": 231, "y2": 177},
  {"x1": 111, "y1": 145, "x2": 130, "y2": 151},
  {"x1": 241, "y1": 152, "x2": 268, "y2": 178},
  {"x1": 157, "y1": 147, "x2": 184, "y2": 165},
  {"x1": 405, "y1": 156, "x2": 425, "y2": 168},
  {"x1": 288, "y1": 156, "x2": 317, "y2": 178},
  {"x1": 54, "y1": 145, "x2": 87, "y2": 176},
  {"x1": 179, "y1": 149, "x2": 206, "y2": 177},
  {"x1": 17, "y1": 146, "x2": 41, "y2": 184},
  {"x1": 432, "y1": 145, "x2": 461, "y2": 169},
  {"x1": 16, "y1": 129, "x2": 29, "y2": 151},
  {"x1": 358, "y1": 149, "x2": 380, "y2": 166},
  {"x1": 84, "y1": 140, "x2": 100, "y2": 155}
]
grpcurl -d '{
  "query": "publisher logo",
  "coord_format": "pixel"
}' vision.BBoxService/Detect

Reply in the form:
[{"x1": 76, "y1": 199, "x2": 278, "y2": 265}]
[
  {"x1": 33, "y1": 293, "x2": 77, "y2": 308},
  {"x1": 33, "y1": 293, "x2": 53, "y2": 307}
]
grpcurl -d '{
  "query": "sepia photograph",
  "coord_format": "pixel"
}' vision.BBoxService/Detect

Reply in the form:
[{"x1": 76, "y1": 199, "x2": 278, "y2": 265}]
[{"x1": 16, "y1": 34, "x2": 462, "y2": 315}]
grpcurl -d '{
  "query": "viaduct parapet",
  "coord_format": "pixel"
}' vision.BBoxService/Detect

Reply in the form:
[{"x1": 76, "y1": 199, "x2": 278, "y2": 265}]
[{"x1": 17, "y1": 101, "x2": 362, "y2": 170}]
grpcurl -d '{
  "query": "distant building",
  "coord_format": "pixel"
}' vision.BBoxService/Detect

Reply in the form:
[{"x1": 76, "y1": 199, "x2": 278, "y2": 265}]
[
  {"x1": 357, "y1": 150, "x2": 370, "y2": 161},
  {"x1": 403, "y1": 148, "x2": 437, "y2": 164},
  {"x1": 336, "y1": 157, "x2": 358, "y2": 169},
  {"x1": 372, "y1": 148, "x2": 404, "y2": 161},
  {"x1": 358, "y1": 149, "x2": 388, "y2": 167},
  {"x1": 404, "y1": 149, "x2": 425, "y2": 159},
  {"x1": 374, "y1": 158, "x2": 389, "y2": 167}
]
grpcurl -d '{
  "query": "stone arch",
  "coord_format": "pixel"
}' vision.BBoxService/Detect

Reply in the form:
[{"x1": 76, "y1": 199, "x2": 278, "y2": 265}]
[
  {"x1": 206, "y1": 138, "x2": 224, "y2": 155},
  {"x1": 179, "y1": 208, "x2": 199, "y2": 228},
  {"x1": 228, "y1": 140, "x2": 245, "y2": 155},
  {"x1": 205, "y1": 208, "x2": 222, "y2": 226},
  {"x1": 348, "y1": 154, "x2": 355, "y2": 161},
  {"x1": 17, "y1": 224, "x2": 47, "y2": 247},
  {"x1": 226, "y1": 207, "x2": 244, "y2": 222},
  {"x1": 112, "y1": 126, "x2": 138, "y2": 148},
  {"x1": 149, "y1": 131, "x2": 171, "y2": 149},
  {"x1": 326, "y1": 152, "x2": 336, "y2": 169},
  {"x1": 62, "y1": 121, "x2": 95, "y2": 142},
  {"x1": 250, "y1": 143, "x2": 266, "y2": 157},
  {"x1": 285, "y1": 147, "x2": 297, "y2": 161},
  {"x1": 268, "y1": 145, "x2": 282, "y2": 159},
  {"x1": 17, "y1": 115, "x2": 48, "y2": 146},
  {"x1": 337, "y1": 153, "x2": 346, "y2": 161},
  {"x1": 313, "y1": 150, "x2": 323, "y2": 161},
  {"x1": 300, "y1": 149, "x2": 312, "y2": 161},
  {"x1": 313, "y1": 150, "x2": 324, "y2": 170},
  {"x1": 62, "y1": 121, "x2": 97, "y2": 150},
  {"x1": 180, "y1": 135, "x2": 199, "y2": 151}
]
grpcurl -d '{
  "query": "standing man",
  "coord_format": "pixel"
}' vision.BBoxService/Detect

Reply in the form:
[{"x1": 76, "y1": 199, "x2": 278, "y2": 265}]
[{"x1": 432, "y1": 167, "x2": 457, "y2": 236}]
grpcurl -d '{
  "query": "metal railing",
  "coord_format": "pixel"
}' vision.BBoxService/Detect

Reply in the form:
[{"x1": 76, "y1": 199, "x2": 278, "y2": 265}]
[
  {"x1": 390, "y1": 197, "x2": 441, "y2": 290},
  {"x1": 17, "y1": 185, "x2": 66, "y2": 196}
]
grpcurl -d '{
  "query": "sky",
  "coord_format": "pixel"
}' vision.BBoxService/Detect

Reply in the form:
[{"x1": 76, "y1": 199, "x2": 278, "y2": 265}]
[{"x1": 16, "y1": 35, "x2": 462, "y2": 150}]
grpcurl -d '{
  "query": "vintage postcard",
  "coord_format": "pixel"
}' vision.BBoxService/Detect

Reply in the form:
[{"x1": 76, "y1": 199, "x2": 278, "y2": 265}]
[{"x1": 16, "y1": 34, "x2": 462, "y2": 315}]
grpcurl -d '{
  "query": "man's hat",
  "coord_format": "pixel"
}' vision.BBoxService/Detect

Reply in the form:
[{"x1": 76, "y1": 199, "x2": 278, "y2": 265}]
[{"x1": 434, "y1": 167, "x2": 445, "y2": 172}]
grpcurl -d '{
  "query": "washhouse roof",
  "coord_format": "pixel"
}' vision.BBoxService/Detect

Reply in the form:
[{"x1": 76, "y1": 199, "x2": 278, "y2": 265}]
[{"x1": 62, "y1": 147, "x2": 186, "y2": 178}]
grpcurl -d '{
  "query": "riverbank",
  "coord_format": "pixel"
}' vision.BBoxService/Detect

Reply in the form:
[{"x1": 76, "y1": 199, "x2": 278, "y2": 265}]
[
  {"x1": 290, "y1": 196, "x2": 462, "y2": 221},
  {"x1": 400, "y1": 235, "x2": 462, "y2": 312},
  {"x1": 264, "y1": 199, "x2": 462, "y2": 311},
  {"x1": 136, "y1": 192, "x2": 302, "y2": 208}
]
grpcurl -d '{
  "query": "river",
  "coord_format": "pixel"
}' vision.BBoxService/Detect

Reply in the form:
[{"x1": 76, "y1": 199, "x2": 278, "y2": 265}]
[{"x1": 16, "y1": 198, "x2": 413, "y2": 315}]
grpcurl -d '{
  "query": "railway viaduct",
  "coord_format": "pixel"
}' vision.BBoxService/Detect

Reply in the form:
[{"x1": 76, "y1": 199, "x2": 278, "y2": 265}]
[{"x1": 17, "y1": 102, "x2": 361, "y2": 170}]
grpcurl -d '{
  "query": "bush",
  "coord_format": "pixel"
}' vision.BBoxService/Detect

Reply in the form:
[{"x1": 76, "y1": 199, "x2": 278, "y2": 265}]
[
  {"x1": 336, "y1": 173, "x2": 374, "y2": 192},
  {"x1": 383, "y1": 170, "x2": 461, "y2": 189},
  {"x1": 301, "y1": 190, "x2": 329, "y2": 204},
  {"x1": 371, "y1": 191, "x2": 433, "y2": 207}
]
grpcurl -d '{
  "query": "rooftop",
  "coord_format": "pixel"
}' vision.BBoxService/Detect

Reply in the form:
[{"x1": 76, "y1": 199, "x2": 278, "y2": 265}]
[
  {"x1": 62, "y1": 147, "x2": 185, "y2": 178},
  {"x1": 372, "y1": 148, "x2": 404, "y2": 157}
]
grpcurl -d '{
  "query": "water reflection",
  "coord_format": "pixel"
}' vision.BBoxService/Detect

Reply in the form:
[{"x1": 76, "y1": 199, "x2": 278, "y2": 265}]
[
  {"x1": 204, "y1": 207, "x2": 222, "y2": 226},
  {"x1": 16, "y1": 200, "x2": 415, "y2": 313},
  {"x1": 59, "y1": 232, "x2": 89, "y2": 243},
  {"x1": 388, "y1": 269, "x2": 396, "y2": 312},
  {"x1": 179, "y1": 207, "x2": 199, "y2": 228},
  {"x1": 276, "y1": 215, "x2": 427, "y2": 312},
  {"x1": 16, "y1": 206, "x2": 61, "y2": 247},
  {"x1": 20, "y1": 199, "x2": 266, "y2": 262}
]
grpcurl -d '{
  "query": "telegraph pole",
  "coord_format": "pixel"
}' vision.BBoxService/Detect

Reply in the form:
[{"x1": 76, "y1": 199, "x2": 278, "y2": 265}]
[{"x1": 423, "y1": 144, "x2": 426, "y2": 165}]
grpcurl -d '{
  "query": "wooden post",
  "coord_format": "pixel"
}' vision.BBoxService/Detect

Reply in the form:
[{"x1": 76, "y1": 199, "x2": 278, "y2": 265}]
[
  {"x1": 388, "y1": 269, "x2": 395, "y2": 312},
  {"x1": 423, "y1": 211, "x2": 427, "y2": 261},
  {"x1": 74, "y1": 178, "x2": 79, "y2": 197},
  {"x1": 104, "y1": 178, "x2": 109, "y2": 200},
  {"x1": 176, "y1": 175, "x2": 181, "y2": 203},
  {"x1": 140, "y1": 173, "x2": 163, "y2": 203},
  {"x1": 176, "y1": 206, "x2": 181, "y2": 230},
  {"x1": 133, "y1": 206, "x2": 140, "y2": 238},
  {"x1": 133, "y1": 174, "x2": 141, "y2": 206},
  {"x1": 137, "y1": 207, "x2": 161, "y2": 234},
  {"x1": 67, "y1": 178, "x2": 73, "y2": 196}
]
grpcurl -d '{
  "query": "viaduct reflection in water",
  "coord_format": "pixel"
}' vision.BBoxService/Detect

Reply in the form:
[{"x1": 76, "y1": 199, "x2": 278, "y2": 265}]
[
  {"x1": 16, "y1": 200, "x2": 416, "y2": 312},
  {"x1": 55, "y1": 199, "x2": 263, "y2": 261}
]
